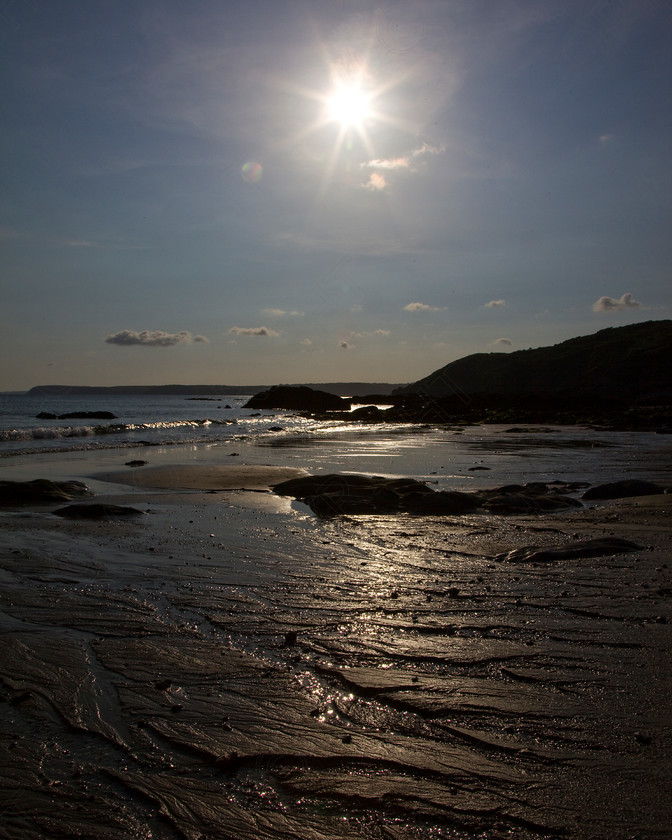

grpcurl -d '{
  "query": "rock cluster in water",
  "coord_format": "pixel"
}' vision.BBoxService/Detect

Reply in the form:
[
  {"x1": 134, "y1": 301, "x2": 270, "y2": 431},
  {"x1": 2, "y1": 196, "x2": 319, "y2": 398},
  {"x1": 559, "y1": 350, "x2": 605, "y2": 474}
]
[{"x1": 36, "y1": 411, "x2": 118, "y2": 420}]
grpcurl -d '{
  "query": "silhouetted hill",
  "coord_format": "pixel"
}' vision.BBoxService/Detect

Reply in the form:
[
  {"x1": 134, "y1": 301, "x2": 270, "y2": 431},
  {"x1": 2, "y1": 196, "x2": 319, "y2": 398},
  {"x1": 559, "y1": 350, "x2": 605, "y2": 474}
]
[{"x1": 394, "y1": 321, "x2": 672, "y2": 406}]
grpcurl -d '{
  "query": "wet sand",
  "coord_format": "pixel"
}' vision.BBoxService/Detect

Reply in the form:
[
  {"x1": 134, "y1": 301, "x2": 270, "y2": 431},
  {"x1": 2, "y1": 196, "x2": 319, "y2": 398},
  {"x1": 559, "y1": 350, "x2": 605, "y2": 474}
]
[{"x1": 1, "y1": 461, "x2": 671, "y2": 839}]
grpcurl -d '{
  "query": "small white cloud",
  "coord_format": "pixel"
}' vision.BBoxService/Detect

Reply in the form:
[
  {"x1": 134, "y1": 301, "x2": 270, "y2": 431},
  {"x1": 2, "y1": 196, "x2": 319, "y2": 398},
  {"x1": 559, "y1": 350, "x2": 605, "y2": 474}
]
[
  {"x1": 339, "y1": 340, "x2": 355, "y2": 350},
  {"x1": 363, "y1": 172, "x2": 388, "y2": 191},
  {"x1": 105, "y1": 329, "x2": 194, "y2": 347},
  {"x1": 599, "y1": 134, "x2": 615, "y2": 145},
  {"x1": 404, "y1": 302, "x2": 443, "y2": 312},
  {"x1": 228, "y1": 326, "x2": 280, "y2": 337},
  {"x1": 592, "y1": 293, "x2": 641, "y2": 312},
  {"x1": 193, "y1": 335, "x2": 209, "y2": 343},
  {"x1": 261, "y1": 308, "x2": 304, "y2": 317},
  {"x1": 372, "y1": 329, "x2": 390, "y2": 336},
  {"x1": 484, "y1": 299, "x2": 506, "y2": 308},
  {"x1": 301, "y1": 338, "x2": 313, "y2": 346},
  {"x1": 491, "y1": 338, "x2": 513, "y2": 349}
]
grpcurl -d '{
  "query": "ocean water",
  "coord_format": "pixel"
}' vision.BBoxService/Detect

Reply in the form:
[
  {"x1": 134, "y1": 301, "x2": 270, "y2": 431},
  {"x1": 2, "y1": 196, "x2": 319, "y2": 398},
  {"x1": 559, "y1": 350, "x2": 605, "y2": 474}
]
[{"x1": 1, "y1": 391, "x2": 671, "y2": 491}]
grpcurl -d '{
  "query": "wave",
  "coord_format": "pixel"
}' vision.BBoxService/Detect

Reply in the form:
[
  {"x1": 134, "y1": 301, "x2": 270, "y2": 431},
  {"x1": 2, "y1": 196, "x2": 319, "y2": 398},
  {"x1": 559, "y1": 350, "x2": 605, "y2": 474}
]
[{"x1": 0, "y1": 418, "x2": 237, "y2": 443}]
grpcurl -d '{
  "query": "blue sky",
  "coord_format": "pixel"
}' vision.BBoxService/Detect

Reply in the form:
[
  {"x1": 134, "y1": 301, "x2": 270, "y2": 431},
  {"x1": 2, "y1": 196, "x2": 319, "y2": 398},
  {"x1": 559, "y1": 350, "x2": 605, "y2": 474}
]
[{"x1": 1, "y1": 0, "x2": 670, "y2": 389}]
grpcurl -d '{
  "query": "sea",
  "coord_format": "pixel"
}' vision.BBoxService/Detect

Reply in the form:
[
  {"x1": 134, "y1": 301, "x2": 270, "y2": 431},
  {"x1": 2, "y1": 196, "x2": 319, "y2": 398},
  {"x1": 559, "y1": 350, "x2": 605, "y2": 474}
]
[{"x1": 1, "y1": 390, "x2": 671, "y2": 491}]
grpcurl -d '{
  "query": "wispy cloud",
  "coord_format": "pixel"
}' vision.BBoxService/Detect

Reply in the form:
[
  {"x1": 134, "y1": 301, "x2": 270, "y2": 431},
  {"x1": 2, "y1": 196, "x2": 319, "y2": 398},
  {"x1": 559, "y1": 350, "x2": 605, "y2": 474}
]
[
  {"x1": 404, "y1": 302, "x2": 444, "y2": 312},
  {"x1": 491, "y1": 337, "x2": 513, "y2": 348},
  {"x1": 193, "y1": 335, "x2": 209, "y2": 343},
  {"x1": 228, "y1": 326, "x2": 280, "y2": 337},
  {"x1": 362, "y1": 157, "x2": 410, "y2": 171},
  {"x1": 592, "y1": 293, "x2": 641, "y2": 312},
  {"x1": 339, "y1": 340, "x2": 355, "y2": 350},
  {"x1": 484, "y1": 299, "x2": 506, "y2": 308},
  {"x1": 261, "y1": 308, "x2": 304, "y2": 317},
  {"x1": 105, "y1": 329, "x2": 200, "y2": 347},
  {"x1": 362, "y1": 142, "x2": 446, "y2": 173}
]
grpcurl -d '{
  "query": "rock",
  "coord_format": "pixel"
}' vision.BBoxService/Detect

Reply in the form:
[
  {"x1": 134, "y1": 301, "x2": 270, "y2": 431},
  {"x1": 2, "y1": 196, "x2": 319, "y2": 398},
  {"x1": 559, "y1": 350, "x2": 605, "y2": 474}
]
[
  {"x1": 582, "y1": 479, "x2": 666, "y2": 500},
  {"x1": 36, "y1": 412, "x2": 57, "y2": 419},
  {"x1": 350, "y1": 405, "x2": 386, "y2": 421},
  {"x1": 268, "y1": 426, "x2": 284, "y2": 432},
  {"x1": 494, "y1": 537, "x2": 642, "y2": 563},
  {"x1": 57, "y1": 411, "x2": 118, "y2": 420},
  {"x1": 244, "y1": 385, "x2": 350, "y2": 412},
  {"x1": 53, "y1": 504, "x2": 146, "y2": 519},
  {"x1": 0, "y1": 479, "x2": 92, "y2": 506},
  {"x1": 125, "y1": 460, "x2": 148, "y2": 467},
  {"x1": 475, "y1": 483, "x2": 582, "y2": 514},
  {"x1": 273, "y1": 474, "x2": 585, "y2": 517}
]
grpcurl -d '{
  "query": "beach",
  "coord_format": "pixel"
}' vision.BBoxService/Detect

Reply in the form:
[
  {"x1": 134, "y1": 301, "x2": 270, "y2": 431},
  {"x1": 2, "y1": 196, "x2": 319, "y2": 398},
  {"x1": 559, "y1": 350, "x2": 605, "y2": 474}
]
[{"x1": 1, "y1": 428, "x2": 671, "y2": 839}]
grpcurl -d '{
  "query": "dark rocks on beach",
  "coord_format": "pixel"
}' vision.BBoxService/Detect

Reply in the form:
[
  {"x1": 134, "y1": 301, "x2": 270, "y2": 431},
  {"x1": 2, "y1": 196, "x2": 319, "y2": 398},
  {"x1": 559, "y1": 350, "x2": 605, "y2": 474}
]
[
  {"x1": 125, "y1": 460, "x2": 148, "y2": 467},
  {"x1": 272, "y1": 473, "x2": 582, "y2": 517},
  {"x1": 494, "y1": 537, "x2": 642, "y2": 563},
  {"x1": 476, "y1": 483, "x2": 583, "y2": 514},
  {"x1": 0, "y1": 479, "x2": 92, "y2": 506},
  {"x1": 245, "y1": 385, "x2": 350, "y2": 412},
  {"x1": 52, "y1": 503, "x2": 146, "y2": 519},
  {"x1": 582, "y1": 479, "x2": 667, "y2": 500}
]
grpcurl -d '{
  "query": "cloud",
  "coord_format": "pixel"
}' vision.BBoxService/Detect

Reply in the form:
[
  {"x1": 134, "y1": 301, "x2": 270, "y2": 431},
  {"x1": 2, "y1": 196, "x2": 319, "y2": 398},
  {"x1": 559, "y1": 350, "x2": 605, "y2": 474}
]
[
  {"x1": 372, "y1": 329, "x2": 390, "y2": 336},
  {"x1": 339, "y1": 340, "x2": 355, "y2": 350},
  {"x1": 362, "y1": 143, "x2": 446, "y2": 173},
  {"x1": 592, "y1": 293, "x2": 641, "y2": 312},
  {"x1": 491, "y1": 338, "x2": 513, "y2": 348},
  {"x1": 363, "y1": 172, "x2": 388, "y2": 191},
  {"x1": 105, "y1": 329, "x2": 196, "y2": 347},
  {"x1": 261, "y1": 308, "x2": 304, "y2": 317},
  {"x1": 599, "y1": 134, "x2": 615, "y2": 145},
  {"x1": 362, "y1": 157, "x2": 410, "y2": 171},
  {"x1": 228, "y1": 326, "x2": 280, "y2": 337},
  {"x1": 301, "y1": 338, "x2": 313, "y2": 346},
  {"x1": 484, "y1": 299, "x2": 506, "y2": 308},
  {"x1": 193, "y1": 335, "x2": 209, "y2": 343},
  {"x1": 404, "y1": 302, "x2": 443, "y2": 312}
]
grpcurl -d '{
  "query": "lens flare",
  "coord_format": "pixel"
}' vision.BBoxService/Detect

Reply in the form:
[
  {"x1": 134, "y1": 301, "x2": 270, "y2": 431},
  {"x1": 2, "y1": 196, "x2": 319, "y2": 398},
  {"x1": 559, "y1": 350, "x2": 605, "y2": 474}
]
[{"x1": 241, "y1": 161, "x2": 263, "y2": 183}]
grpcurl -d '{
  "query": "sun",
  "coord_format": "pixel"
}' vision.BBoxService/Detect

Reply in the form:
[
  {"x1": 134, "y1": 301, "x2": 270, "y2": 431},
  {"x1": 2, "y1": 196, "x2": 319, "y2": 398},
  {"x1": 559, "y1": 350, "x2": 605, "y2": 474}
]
[{"x1": 325, "y1": 82, "x2": 372, "y2": 129}]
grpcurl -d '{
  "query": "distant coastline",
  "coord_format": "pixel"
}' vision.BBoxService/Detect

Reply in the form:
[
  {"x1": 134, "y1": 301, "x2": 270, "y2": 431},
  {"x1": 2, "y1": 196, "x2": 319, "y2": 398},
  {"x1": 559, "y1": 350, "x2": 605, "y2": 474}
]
[{"x1": 21, "y1": 382, "x2": 402, "y2": 398}]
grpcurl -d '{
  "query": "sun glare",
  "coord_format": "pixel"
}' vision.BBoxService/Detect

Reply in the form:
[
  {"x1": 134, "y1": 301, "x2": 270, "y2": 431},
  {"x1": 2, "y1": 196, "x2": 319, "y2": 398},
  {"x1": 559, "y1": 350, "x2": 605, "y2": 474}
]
[{"x1": 325, "y1": 82, "x2": 372, "y2": 128}]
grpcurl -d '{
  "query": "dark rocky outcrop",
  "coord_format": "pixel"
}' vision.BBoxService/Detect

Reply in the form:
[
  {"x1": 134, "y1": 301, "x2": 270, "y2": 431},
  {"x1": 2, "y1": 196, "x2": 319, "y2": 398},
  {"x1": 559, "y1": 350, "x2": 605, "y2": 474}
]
[
  {"x1": 245, "y1": 385, "x2": 350, "y2": 412},
  {"x1": 494, "y1": 537, "x2": 642, "y2": 563},
  {"x1": 53, "y1": 504, "x2": 145, "y2": 518},
  {"x1": 272, "y1": 473, "x2": 582, "y2": 517},
  {"x1": 36, "y1": 411, "x2": 118, "y2": 420},
  {"x1": 0, "y1": 479, "x2": 92, "y2": 506},
  {"x1": 582, "y1": 479, "x2": 667, "y2": 500}
]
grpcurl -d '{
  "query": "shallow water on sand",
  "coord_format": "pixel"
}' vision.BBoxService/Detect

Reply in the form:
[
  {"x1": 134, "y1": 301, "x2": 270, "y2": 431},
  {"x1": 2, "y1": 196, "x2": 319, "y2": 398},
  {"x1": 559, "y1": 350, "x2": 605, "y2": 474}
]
[{"x1": 1, "y1": 428, "x2": 671, "y2": 839}]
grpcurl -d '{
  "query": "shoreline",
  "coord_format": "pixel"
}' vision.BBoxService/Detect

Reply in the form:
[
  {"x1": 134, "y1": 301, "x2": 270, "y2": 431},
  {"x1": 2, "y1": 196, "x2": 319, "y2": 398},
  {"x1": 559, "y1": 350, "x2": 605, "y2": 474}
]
[{"x1": 1, "y1": 438, "x2": 671, "y2": 839}]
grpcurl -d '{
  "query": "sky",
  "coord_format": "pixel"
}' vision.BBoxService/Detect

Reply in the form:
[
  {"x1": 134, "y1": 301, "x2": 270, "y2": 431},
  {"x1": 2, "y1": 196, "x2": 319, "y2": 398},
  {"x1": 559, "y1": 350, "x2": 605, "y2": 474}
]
[{"x1": 1, "y1": 0, "x2": 670, "y2": 390}]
